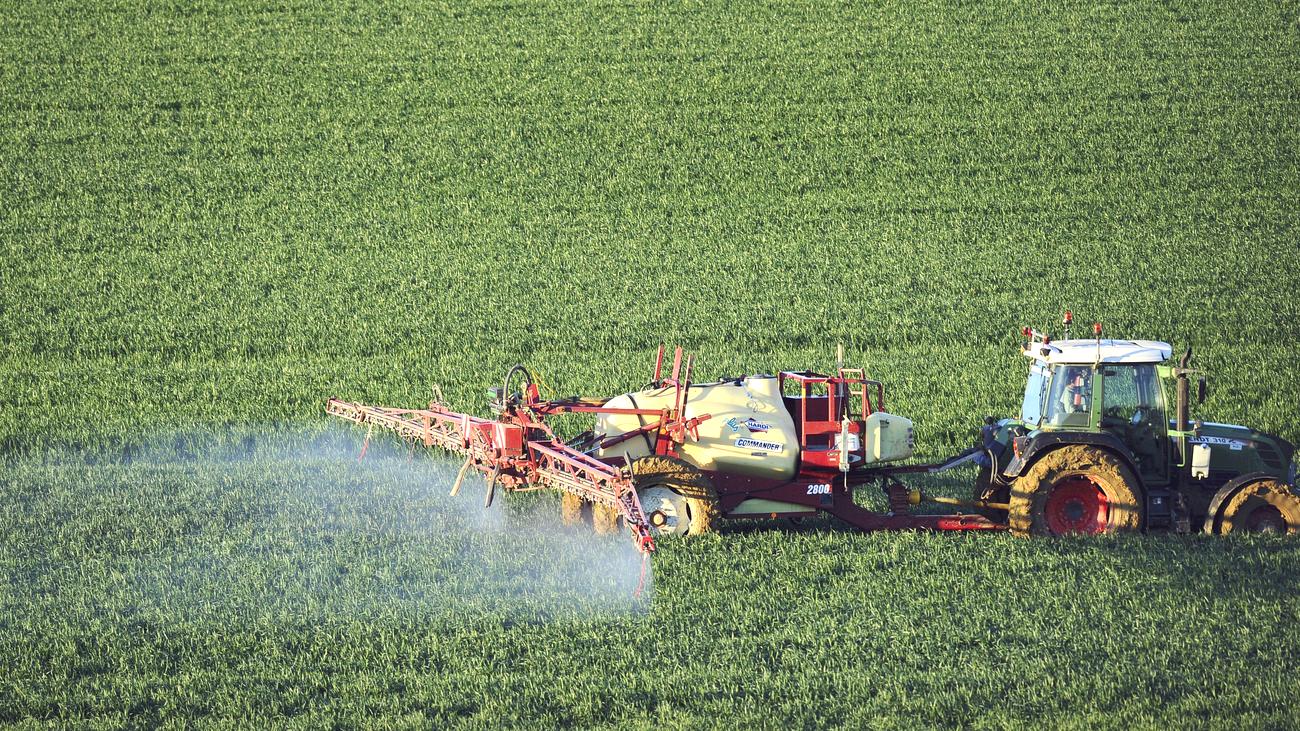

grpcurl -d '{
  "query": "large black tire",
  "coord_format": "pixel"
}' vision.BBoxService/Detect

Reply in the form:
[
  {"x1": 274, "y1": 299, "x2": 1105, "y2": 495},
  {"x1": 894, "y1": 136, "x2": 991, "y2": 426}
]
[
  {"x1": 591, "y1": 502, "x2": 620, "y2": 534},
  {"x1": 632, "y1": 456, "x2": 720, "y2": 535},
  {"x1": 1008, "y1": 445, "x2": 1142, "y2": 537},
  {"x1": 1215, "y1": 480, "x2": 1300, "y2": 535},
  {"x1": 560, "y1": 491, "x2": 590, "y2": 527}
]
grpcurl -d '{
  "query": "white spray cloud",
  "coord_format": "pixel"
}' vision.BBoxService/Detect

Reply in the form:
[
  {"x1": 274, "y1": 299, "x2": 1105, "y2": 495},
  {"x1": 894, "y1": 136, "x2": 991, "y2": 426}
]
[{"x1": 2, "y1": 425, "x2": 651, "y2": 628}]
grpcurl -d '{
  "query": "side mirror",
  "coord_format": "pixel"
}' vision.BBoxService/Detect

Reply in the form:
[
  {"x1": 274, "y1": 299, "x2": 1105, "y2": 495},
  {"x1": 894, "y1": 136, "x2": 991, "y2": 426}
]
[{"x1": 1197, "y1": 376, "x2": 1207, "y2": 405}]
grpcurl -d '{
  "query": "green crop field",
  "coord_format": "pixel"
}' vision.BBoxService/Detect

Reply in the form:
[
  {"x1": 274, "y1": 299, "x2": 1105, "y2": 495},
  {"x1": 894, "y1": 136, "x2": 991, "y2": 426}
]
[{"x1": 3, "y1": 0, "x2": 1299, "y2": 727}]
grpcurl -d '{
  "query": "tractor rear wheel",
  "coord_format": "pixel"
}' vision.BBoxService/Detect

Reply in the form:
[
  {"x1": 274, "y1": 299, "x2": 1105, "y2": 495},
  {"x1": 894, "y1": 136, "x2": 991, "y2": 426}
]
[
  {"x1": 1215, "y1": 480, "x2": 1300, "y2": 535},
  {"x1": 632, "y1": 456, "x2": 719, "y2": 536},
  {"x1": 1008, "y1": 445, "x2": 1142, "y2": 537}
]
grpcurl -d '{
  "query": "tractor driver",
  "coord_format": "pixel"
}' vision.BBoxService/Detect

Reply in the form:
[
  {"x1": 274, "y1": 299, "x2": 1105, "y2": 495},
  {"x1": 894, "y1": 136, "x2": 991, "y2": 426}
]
[{"x1": 1048, "y1": 365, "x2": 1092, "y2": 426}]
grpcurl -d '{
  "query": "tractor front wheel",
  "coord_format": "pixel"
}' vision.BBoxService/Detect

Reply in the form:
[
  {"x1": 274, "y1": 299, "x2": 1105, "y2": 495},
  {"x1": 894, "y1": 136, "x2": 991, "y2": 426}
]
[
  {"x1": 1008, "y1": 445, "x2": 1142, "y2": 537},
  {"x1": 1214, "y1": 480, "x2": 1300, "y2": 535}
]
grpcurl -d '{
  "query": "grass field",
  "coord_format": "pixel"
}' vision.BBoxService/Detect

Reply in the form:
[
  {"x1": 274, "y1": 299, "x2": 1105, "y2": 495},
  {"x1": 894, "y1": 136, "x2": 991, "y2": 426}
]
[{"x1": 3, "y1": 0, "x2": 1300, "y2": 727}]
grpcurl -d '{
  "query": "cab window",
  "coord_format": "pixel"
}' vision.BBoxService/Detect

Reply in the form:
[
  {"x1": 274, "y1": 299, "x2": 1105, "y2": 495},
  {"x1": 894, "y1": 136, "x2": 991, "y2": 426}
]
[
  {"x1": 1044, "y1": 365, "x2": 1093, "y2": 427},
  {"x1": 1100, "y1": 363, "x2": 1168, "y2": 479},
  {"x1": 1020, "y1": 365, "x2": 1048, "y2": 426},
  {"x1": 1101, "y1": 364, "x2": 1166, "y2": 430}
]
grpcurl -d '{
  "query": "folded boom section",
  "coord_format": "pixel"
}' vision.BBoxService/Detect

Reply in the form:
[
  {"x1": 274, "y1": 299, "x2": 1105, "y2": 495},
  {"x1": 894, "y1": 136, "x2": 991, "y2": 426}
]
[{"x1": 325, "y1": 397, "x2": 655, "y2": 553}]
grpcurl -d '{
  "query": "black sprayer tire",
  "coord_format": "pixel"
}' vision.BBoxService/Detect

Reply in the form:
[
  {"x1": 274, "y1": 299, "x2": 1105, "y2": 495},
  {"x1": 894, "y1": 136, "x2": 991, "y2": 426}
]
[
  {"x1": 560, "y1": 491, "x2": 589, "y2": 527},
  {"x1": 1008, "y1": 445, "x2": 1142, "y2": 537},
  {"x1": 632, "y1": 456, "x2": 720, "y2": 536},
  {"x1": 591, "y1": 503, "x2": 620, "y2": 534},
  {"x1": 1216, "y1": 480, "x2": 1300, "y2": 535}
]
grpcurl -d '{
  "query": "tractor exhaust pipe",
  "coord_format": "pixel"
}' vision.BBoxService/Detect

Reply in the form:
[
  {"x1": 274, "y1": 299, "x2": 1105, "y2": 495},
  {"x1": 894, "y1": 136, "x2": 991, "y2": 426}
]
[{"x1": 1175, "y1": 346, "x2": 1192, "y2": 433}]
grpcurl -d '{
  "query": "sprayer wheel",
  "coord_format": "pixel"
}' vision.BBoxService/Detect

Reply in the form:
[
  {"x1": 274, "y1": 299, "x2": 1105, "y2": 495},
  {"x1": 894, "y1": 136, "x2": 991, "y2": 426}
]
[
  {"x1": 560, "y1": 491, "x2": 590, "y2": 527},
  {"x1": 591, "y1": 502, "x2": 620, "y2": 535},
  {"x1": 1008, "y1": 445, "x2": 1141, "y2": 537},
  {"x1": 1215, "y1": 480, "x2": 1300, "y2": 535},
  {"x1": 631, "y1": 456, "x2": 719, "y2": 536}
]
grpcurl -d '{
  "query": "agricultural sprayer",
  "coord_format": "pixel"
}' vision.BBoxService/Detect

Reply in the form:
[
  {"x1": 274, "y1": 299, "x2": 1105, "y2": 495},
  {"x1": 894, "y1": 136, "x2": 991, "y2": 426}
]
[{"x1": 326, "y1": 345, "x2": 1005, "y2": 554}]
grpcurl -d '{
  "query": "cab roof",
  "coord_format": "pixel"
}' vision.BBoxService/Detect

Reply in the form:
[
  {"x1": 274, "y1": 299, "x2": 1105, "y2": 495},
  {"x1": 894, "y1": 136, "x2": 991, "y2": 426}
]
[{"x1": 1023, "y1": 339, "x2": 1172, "y2": 365}]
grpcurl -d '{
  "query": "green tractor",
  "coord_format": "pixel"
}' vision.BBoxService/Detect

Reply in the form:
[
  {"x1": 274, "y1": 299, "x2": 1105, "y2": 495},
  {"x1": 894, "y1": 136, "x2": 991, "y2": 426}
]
[{"x1": 976, "y1": 315, "x2": 1300, "y2": 536}]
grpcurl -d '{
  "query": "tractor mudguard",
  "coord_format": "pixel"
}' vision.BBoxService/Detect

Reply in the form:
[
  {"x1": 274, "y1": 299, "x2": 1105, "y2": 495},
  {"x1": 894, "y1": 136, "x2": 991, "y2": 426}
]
[
  {"x1": 1201, "y1": 471, "x2": 1279, "y2": 534},
  {"x1": 1004, "y1": 431, "x2": 1143, "y2": 487}
]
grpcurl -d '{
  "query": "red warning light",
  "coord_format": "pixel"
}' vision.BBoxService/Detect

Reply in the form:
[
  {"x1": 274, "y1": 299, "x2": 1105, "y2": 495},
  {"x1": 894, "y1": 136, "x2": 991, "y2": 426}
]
[
  {"x1": 1093, "y1": 323, "x2": 1103, "y2": 335},
  {"x1": 1063, "y1": 310, "x2": 1073, "y2": 325},
  {"x1": 1022, "y1": 327, "x2": 1032, "y2": 337}
]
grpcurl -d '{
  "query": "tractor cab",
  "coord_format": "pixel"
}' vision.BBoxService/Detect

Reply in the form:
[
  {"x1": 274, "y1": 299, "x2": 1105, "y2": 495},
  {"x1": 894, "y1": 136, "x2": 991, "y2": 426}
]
[{"x1": 1019, "y1": 337, "x2": 1173, "y2": 483}]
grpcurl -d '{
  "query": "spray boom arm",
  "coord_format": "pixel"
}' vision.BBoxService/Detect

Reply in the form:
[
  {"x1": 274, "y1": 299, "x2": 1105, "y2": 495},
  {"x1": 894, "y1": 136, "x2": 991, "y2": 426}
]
[
  {"x1": 325, "y1": 346, "x2": 715, "y2": 555},
  {"x1": 326, "y1": 396, "x2": 657, "y2": 553}
]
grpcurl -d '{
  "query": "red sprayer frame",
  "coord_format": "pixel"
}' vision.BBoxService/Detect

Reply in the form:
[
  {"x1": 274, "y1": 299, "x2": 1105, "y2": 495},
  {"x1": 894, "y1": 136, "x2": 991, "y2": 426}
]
[
  {"x1": 326, "y1": 347, "x2": 714, "y2": 554},
  {"x1": 326, "y1": 346, "x2": 1003, "y2": 557}
]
